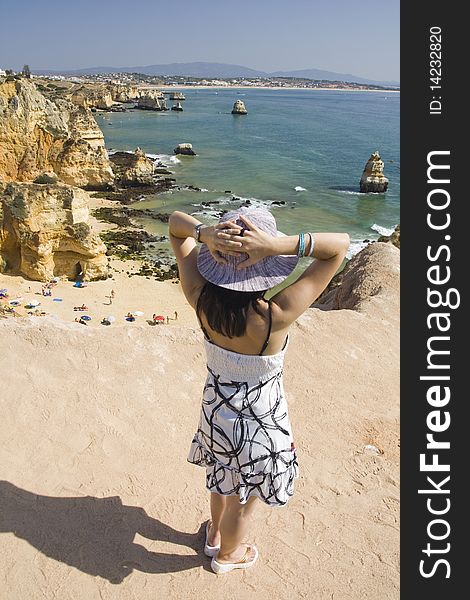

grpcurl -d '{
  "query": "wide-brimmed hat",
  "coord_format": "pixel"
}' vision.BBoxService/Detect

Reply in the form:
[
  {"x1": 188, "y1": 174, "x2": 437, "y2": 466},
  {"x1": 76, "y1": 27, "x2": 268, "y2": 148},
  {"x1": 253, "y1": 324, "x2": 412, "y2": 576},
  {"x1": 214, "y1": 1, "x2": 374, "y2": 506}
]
[{"x1": 197, "y1": 206, "x2": 298, "y2": 291}]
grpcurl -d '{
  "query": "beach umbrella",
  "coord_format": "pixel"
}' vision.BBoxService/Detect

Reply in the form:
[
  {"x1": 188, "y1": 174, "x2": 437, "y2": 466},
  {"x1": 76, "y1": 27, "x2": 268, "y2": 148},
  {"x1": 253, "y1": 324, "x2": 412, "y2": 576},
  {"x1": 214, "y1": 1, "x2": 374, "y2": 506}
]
[
  {"x1": 27, "y1": 299, "x2": 40, "y2": 307},
  {"x1": 53, "y1": 298, "x2": 63, "y2": 302},
  {"x1": 133, "y1": 311, "x2": 144, "y2": 317},
  {"x1": 106, "y1": 315, "x2": 116, "y2": 323},
  {"x1": 0, "y1": 288, "x2": 7, "y2": 293},
  {"x1": 9, "y1": 300, "x2": 21, "y2": 306},
  {"x1": 155, "y1": 315, "x2": 165, "y2": 322},
  {"x1": 81, "y1": 315, "x2": 92, "y2": 321}
]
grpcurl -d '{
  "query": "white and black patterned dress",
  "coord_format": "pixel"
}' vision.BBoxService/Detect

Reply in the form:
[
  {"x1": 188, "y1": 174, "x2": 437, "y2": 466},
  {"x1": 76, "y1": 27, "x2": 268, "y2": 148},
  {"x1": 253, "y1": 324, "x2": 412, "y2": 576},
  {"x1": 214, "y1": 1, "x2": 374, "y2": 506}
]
[{"x1": 188, "y1": 308, "x2": 299, "y2": 507}]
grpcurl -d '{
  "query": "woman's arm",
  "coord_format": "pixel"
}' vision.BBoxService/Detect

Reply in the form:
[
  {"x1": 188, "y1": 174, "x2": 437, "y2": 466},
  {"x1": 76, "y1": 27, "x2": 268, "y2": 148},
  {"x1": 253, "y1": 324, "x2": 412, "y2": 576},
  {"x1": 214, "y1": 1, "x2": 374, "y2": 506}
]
[
  {"x1": 168, "y1": 211, "x2": 243, "y2": 308},
  {"x1": 270, "y1": 232, "x2": 350, "y2": 325}
]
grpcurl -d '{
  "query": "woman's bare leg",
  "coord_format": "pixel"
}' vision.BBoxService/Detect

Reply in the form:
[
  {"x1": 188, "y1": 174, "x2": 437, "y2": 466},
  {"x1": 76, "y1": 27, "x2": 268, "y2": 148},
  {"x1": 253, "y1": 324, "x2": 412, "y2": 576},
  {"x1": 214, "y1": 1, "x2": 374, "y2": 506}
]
[
  {"x1": 208, "y1": 492, "x2": 226, "y2": 546},
  {"x1": 216, "y1": 495, "x2": 258, "y2": 562}
]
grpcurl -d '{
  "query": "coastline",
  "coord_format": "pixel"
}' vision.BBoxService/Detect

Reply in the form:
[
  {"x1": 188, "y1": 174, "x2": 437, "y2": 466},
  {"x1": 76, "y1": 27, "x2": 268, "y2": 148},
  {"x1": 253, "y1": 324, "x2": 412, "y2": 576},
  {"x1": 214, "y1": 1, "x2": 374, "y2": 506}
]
[{"x1": 152, "y1": 84, "x2": 400, "y2": 93}]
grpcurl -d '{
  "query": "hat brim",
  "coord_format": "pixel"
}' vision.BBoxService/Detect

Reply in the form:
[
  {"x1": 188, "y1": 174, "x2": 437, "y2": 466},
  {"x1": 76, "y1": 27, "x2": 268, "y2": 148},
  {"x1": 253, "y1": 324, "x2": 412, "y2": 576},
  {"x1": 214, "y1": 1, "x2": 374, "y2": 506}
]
[{"x1": 197, "y1": 232, "x2": 299, "y2": 292}]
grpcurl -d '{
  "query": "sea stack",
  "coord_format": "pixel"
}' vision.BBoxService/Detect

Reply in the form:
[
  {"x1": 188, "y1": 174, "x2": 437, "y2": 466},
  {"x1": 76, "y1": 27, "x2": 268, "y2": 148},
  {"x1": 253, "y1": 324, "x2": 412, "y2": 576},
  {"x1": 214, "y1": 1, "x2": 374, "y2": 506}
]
[
  {"x1": 359, "y1": 151, "x2": 389, "y2": 193},
  {"x1": 231, "y1": 100, "x2": 247, "y2": 115},
  {"x1": 171, "y1": 102, "x2": 184, "y2": 112},
  {"x1": 174, "y1": 143, "x2": 196, "y2": 156}
]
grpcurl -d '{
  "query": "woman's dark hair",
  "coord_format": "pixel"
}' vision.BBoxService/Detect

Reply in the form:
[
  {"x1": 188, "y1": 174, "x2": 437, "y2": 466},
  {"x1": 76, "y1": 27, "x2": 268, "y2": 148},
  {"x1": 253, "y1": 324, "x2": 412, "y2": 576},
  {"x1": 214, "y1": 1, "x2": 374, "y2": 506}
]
[{"x1": 196, "y1": 282, "x2": 267, "y2": 338}]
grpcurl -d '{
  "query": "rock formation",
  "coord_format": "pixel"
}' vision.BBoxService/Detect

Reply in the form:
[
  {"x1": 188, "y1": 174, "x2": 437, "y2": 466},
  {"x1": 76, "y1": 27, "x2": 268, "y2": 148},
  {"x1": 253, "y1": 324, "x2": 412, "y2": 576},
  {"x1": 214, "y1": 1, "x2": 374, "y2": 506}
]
[
  {"x1": 70, "y1": 88, "x2": 115, "y2": 110},
  {"x1": 174, "y1": 143, "x2": 196, "y2": 156},
  {"x1": 0, "y1": 79, "x2": 114, "y2": 189},
  {"x1": 0, "y1": 182, "x2": 108, "y2": 281},
  {"x1": 378, "y1": 224, "x2": 400, "y2": 248},
  {"x1": 170, "y1": 92, "x2": 186, "y2": 101},
  {"x1": 135, "y1": 92, "x2": 168, "y2": 111},
  {"x1": 232, "y1": 100, "x2": 247, "y2": 115},
  {"x1": 171, "y1": 102, "x2": 183, "y2": 112},
  {"x1": 359, "y1": 151, "x2": 389, "y2": 193},
  {"x1": 109, "y1": 148, "x2": 155, "y2": 187},
  {"x1": 314, "y1": 242, "x2": 399, "y2": 311},
  {"x1": 108, "y1": 85, "x2": 141, "y2": 103}
]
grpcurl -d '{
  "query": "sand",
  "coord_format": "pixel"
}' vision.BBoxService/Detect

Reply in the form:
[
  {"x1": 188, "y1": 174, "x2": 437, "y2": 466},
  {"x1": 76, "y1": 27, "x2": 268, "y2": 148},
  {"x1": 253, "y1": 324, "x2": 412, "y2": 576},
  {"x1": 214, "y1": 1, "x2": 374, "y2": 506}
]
[{"x1": 0, "y1": 244, "x2": 399, "y2": 600}]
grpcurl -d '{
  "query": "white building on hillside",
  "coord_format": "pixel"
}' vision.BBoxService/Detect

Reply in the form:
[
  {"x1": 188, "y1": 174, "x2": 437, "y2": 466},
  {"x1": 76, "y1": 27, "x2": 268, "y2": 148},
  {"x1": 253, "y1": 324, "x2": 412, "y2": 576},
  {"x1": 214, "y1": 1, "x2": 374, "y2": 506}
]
[{"x1": 0, "y1": 68, "x2": 7, "y2": 76}]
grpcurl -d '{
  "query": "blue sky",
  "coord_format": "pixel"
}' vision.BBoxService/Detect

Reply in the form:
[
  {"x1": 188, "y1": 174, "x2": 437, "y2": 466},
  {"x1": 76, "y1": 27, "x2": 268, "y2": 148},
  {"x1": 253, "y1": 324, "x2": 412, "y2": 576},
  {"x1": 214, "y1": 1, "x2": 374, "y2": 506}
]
[{"x1": 0, "y1": 0, "x2": 399, "y2": 81}]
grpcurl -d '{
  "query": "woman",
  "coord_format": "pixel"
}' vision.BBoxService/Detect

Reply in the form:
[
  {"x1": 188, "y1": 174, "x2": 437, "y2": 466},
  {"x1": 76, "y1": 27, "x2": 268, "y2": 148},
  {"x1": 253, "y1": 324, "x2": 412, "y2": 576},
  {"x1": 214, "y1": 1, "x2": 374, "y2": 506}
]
[{"x1": 169, "y1": 207, "x2": 349, "y2": 574}]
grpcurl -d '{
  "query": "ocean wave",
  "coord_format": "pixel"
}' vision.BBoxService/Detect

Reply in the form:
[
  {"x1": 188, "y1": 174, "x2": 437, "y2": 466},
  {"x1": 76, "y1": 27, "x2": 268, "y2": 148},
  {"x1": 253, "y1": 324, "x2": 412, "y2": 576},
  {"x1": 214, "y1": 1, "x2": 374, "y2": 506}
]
[
  {"x1": 346, "y1": 240, "x2": 370, "y2": 260},
  {"x1": 370, "y1": 223, "x2": 396, "y2": 236},
  {"x1": 294, "y1": 186, "x2": 307, "y2": 192}
]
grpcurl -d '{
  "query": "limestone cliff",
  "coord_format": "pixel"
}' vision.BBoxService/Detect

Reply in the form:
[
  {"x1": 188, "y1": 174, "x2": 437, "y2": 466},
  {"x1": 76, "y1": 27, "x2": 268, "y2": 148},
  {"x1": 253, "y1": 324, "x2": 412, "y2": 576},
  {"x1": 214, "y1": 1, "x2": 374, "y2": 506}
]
[
  {"x1": 0, "y1": 79, "x2": 114, "y2": 189},
  {"x1": 0, "y1": 182, "x2": 108, "y2": 281}
]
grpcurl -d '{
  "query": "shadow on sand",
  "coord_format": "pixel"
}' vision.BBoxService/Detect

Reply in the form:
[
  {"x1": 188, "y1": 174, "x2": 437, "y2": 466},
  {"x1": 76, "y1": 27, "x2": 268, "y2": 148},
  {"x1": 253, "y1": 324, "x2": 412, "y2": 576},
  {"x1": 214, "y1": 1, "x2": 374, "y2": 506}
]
[{"x1": 0, "y1": 481, "x2": 206, "y2": 583}]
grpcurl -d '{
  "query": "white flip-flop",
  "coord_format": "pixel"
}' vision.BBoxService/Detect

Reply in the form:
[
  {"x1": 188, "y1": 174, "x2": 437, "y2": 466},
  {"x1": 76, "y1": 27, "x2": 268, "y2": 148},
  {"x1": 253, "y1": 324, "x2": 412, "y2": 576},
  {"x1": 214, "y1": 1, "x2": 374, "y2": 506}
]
[
  {"x1": 204, "y1": 521, "x2": 221, "y2": 557},
  {"x1": 211, "y1": 544, "x2": 259, "y2": 574}
]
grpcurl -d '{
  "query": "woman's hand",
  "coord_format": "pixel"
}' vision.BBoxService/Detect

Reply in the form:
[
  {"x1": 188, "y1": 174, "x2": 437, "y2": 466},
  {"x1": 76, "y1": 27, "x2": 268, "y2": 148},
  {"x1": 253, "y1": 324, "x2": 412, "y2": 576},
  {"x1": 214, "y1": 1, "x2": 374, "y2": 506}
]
[
  {"x1": 217, "y1": 214, "x2": 276, "y2": 269},
  {"x1": 201, "y1": 220, "x2": 245, "y2": 264}
]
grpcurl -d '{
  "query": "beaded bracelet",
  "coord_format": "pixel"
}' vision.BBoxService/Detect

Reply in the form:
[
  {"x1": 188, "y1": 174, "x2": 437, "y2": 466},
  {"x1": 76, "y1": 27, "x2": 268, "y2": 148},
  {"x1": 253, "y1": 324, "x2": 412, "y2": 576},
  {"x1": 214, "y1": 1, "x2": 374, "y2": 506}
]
[{"x1": 297, "y1": 232, "x2": 305, "y2": 258}]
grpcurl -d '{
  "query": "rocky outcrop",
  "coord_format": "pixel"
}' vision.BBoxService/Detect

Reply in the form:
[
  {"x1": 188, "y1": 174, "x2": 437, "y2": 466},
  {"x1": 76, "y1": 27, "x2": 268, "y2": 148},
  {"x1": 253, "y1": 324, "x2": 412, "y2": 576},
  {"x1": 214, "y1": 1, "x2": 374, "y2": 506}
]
[
  {"x1": 171, "y1": 102, "x2": 183, "y2": 112},
  {"x1": 0, "y1": 79, "x2": 114, "y2": 189},
  {"x1": 232, "y1": 100, "x2": 247, "y2": 115},
  {"x1": 314, "y1": 242, "x2": 399, "y2": 311},
  {"x1": 0, "y1": 182, "x2": 108, "y2": 281},
  {"x1": 108, "y1": 85, "x2": 140, "y2": 103},
  {"x1": 359, "y1": 151, "x2": 389, "y2": 193},
  {"x1": 70, "y1": 88, "x2": 114, "y2": 110},
  {"x1": 109, "y1": 148, "x2": 155, "y2": 186},
  {"x1": 135, "y1": 91, "x2": 168, "y2": 111},
  {"x1": 170, "y1": 92, "x2": 185, "y2": 101},
  {"x1": 378, "y1": 224, "x2": 400, "y2": 248},
  {"x1": 174, "y1": 143, "x2": 196, "y2": 156}
]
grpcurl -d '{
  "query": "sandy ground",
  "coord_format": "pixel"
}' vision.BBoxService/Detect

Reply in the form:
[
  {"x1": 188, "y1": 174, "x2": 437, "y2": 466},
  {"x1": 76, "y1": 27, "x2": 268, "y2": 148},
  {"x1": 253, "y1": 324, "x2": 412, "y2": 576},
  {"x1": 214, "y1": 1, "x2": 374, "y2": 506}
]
[
  {"x1": 0, "y1": 245, "x2": 399, "y2": 600},
  {"x1": 0, "y1": 260, "x2": 195, "y2": 329}
]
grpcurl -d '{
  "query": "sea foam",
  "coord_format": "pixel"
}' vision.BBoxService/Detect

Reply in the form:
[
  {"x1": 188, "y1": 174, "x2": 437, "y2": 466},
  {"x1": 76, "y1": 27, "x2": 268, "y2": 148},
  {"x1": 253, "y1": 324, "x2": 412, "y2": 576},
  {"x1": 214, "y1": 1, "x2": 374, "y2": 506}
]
[
  {"x1": 370, "y1": 223, "x2": 396, "y2": 237},
  {"x1": 347, "y1": 240, "x2": 370, "y2": 260}
]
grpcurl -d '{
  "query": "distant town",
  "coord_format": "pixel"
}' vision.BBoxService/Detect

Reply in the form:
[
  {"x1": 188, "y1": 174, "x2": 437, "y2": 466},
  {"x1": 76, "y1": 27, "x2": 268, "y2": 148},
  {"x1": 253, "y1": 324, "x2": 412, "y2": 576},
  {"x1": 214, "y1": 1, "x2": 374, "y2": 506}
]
[{"x1": 0, "y1": 66, "x2": 399, "y2": 92}]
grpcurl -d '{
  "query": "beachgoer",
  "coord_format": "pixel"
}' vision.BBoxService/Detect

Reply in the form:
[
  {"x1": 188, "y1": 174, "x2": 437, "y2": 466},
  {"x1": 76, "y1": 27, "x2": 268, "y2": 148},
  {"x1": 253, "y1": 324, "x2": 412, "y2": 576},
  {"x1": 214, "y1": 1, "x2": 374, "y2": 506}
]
[
  {"x1": 166, "y1": 316, "x2": 169, "y2": 324},
  {"x1": 111, "y1": 289, "x2": 115, "y2": 299},
  {"x1": 174, "y1": 311, "x2": 178, "y2": 320},
  {"x1": 169, "y1": 208, "x2": 349, "y2": 574}
]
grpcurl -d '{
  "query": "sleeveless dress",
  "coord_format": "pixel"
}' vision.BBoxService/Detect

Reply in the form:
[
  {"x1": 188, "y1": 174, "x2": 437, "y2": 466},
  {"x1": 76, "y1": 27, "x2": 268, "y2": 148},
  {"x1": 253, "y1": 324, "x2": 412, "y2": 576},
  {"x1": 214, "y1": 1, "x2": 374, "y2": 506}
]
[{"x1": 188, "y1": 301, "x2": 299, "y2": 507}]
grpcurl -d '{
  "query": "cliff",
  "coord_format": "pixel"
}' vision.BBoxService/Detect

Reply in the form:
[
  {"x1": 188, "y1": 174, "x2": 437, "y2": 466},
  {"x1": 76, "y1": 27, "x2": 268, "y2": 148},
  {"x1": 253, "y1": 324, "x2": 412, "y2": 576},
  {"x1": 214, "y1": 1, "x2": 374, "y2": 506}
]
[
  {"x1": 0, "y1": 181, "x2": 108, "y2": 281},
  {"x1": 0, "y1": 79, "x2": 114, "y2": 189}
]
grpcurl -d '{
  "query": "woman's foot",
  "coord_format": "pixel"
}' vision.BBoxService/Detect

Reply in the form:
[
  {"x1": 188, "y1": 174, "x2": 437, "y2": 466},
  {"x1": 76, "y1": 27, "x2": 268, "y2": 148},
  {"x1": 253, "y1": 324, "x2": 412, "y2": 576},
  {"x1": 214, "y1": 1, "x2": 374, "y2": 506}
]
[
  {"x1": 211, "y1": 544, "x2": 259, "y2": 574},
  {"x1": 204, "y1": 521, "x2": 221, "y2": 557},
  {"x1": 207, "y1": 522, "x2": 221, "y2": 548}
]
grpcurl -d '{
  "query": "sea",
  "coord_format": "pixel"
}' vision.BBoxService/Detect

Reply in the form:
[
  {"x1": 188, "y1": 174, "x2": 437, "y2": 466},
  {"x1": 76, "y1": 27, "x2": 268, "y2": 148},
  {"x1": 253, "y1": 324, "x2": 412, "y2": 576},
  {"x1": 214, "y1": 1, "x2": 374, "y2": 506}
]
[{"x1": 95, "y1": 87, "x2": 399, "y2": 259}]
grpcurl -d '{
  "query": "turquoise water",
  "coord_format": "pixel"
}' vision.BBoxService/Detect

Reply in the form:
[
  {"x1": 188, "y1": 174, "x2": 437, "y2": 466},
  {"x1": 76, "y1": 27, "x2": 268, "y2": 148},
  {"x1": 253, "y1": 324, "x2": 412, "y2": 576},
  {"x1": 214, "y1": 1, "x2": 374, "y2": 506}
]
[{"x1": 96, "y1": 88, "x2": 399, "y2": 253}]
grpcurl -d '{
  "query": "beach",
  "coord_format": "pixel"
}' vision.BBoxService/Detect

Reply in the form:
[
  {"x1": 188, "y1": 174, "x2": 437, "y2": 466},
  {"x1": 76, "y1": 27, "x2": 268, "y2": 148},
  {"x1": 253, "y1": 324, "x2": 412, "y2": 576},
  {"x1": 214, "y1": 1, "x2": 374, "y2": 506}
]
[{"x1": 0, "y1": 243, "x2": 400, "y2": 600}]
